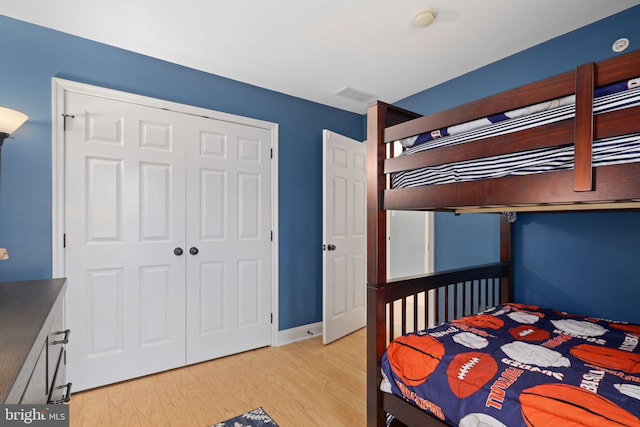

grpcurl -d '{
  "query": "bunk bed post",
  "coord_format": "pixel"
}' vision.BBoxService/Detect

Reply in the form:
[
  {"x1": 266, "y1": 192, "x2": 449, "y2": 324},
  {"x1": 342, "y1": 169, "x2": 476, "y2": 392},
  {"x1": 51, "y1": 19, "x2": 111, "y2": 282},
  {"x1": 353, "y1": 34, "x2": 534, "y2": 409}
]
[
  {"x1": 499, "y1": 213, "x2": 512, "y2": 304},
  {"x1": 367, "y1": 101, "x2": 424, "y2": 427},
  {"x1": 367, "y1": 101, "x2": 393, "y2": 286},
  {"x1": 367, "y1": 285, "x2": 387, "y2": 427},
  {"x1": 367, "y1": 101, "x2": 388, "y2": 427}
]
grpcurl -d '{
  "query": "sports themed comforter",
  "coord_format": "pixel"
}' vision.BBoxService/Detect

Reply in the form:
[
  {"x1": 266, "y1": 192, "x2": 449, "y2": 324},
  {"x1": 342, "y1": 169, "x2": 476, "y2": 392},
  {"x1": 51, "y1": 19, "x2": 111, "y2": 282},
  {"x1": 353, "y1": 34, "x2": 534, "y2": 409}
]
[{"x1": 380, "y1": 303, "x2": 640, "y2": 426}]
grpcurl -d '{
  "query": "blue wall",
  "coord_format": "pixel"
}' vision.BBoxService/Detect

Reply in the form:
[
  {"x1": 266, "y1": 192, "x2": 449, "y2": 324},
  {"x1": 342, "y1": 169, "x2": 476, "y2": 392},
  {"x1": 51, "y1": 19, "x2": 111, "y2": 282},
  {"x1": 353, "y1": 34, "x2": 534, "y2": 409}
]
[
  {"x1": 396, "y1": 5, "x2": 640, "y2": 323},
  {"x1": 434, "y1": 214, "x2": 500, "y2": 271},
  {"x1": 0, "y1": 16, "x2": 364, "y2": 331},
  {"x1": 514, "y1": 213, "x2": 640, "y2": 322}
]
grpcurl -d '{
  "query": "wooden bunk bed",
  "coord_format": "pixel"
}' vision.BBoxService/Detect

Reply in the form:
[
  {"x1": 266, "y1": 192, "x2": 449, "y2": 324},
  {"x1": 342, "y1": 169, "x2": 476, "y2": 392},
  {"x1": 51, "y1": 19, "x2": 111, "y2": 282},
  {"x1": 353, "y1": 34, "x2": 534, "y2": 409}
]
[{"x1": 366, "y1": 49, "x2": 640, "y2": 427}]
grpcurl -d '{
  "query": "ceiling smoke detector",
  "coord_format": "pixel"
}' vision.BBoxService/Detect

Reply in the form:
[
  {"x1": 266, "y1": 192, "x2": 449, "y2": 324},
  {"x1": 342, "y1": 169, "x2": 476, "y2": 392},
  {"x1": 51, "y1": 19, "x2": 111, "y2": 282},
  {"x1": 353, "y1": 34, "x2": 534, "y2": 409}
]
[
  {"x1": 612, "y1": 37, "x2": 630, "y2": 53},
  {"x1": 414, "y1": 8, "x2": 437, "y2": 28}
]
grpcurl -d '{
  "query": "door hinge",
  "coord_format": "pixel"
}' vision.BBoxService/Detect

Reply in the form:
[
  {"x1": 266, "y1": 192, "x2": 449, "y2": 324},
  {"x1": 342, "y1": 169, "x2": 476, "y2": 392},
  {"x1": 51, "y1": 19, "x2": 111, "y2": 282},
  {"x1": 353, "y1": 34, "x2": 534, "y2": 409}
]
[
  {"x1": 62, "y1": 113, "x2": 75, "y2": 131},
  {"x1": 270, "y1": 148, "x2": 273, "y2": 159},
  {"x1": 63, "y1": 234, "x2": 66, "y2": 248},
  {"x1": 270, "y1": 313, "x2": 273, "y2": 324},
  {"x1": 271, "y1": 231, "x2": 273, "y2": 241}
]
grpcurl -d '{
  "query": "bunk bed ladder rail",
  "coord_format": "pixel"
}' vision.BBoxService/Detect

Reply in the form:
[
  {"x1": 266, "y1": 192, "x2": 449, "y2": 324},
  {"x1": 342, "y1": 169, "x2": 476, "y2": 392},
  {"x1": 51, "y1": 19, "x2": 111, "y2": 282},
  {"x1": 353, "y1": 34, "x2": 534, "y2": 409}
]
[{"x1": 574, "y1": 62, "x2": 594, "y2": 191}]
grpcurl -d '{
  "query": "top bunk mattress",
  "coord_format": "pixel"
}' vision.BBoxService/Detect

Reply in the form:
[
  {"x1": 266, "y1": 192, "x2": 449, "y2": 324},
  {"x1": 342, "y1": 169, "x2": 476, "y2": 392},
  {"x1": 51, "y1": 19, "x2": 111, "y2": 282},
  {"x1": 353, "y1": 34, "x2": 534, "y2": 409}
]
[{"x1": 392, "y1": 78, "x2": 640, "y2": 189}]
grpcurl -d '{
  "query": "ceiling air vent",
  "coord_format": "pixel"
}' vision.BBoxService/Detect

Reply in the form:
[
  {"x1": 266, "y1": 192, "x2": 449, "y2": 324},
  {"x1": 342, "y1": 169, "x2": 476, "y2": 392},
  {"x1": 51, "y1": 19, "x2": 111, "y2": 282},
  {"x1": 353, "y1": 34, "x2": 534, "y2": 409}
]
[{"x1": 334, "y1": 86, "x2": 378, "y2": 104}]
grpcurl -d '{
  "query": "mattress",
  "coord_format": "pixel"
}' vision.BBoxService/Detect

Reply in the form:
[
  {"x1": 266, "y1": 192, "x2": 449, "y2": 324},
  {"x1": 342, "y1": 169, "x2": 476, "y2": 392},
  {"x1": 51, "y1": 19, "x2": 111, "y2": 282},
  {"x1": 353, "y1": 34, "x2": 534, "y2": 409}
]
[
  {"x1": 381, "y1": 303, "x2": 640, "y2": 426},
  {"x1": 392, "y1": 79, "x2": 640, "y2": 189}
]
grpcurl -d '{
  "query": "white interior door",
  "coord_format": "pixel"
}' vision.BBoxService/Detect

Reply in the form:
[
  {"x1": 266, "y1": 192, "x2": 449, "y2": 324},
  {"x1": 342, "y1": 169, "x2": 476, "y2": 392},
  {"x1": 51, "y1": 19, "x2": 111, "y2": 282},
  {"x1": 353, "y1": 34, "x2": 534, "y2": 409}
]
[
  {"x1": 185, "y1": 116, "x2": 272, "y2": 364},
  {"x1": 64, "y1": 92, "x2": 187, "y2": 390},
  {"x1": 322, "y1": 130, "x2": 366, "y2": 344}
]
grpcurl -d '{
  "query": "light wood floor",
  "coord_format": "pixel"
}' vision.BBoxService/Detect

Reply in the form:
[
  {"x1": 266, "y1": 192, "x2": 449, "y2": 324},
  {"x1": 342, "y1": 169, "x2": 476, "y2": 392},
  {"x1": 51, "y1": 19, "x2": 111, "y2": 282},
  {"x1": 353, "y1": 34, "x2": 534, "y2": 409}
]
[{"x1": 69, "y1": 327, "x2": 366, "y2": 427}]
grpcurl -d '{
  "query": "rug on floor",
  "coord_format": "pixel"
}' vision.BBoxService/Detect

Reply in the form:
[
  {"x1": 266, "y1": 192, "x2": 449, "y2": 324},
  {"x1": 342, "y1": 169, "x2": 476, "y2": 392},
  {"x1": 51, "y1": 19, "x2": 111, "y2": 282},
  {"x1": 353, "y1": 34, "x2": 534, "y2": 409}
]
[{"x1": 212, "y1": 407, "x2": 279, "y2": 427}]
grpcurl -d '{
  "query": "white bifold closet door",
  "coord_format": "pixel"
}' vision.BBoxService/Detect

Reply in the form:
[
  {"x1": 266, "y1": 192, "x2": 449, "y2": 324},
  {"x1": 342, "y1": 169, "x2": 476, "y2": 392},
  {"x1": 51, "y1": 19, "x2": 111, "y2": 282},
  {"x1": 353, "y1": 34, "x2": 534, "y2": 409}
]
[
  {"x1": 64, "y1": 91, "x2": 271, "y2": 391},
  {"x1": 184, "y1": 117, "x2": 272, "y2": 365}
]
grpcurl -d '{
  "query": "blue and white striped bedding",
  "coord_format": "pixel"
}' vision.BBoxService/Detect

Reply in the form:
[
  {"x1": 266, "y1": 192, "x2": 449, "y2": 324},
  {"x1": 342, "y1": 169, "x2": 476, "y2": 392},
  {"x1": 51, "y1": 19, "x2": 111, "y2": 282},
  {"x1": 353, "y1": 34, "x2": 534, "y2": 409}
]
[
  {"x1": 398, "y1": 77, "x2": 640, "y2": 150},
  {"x1": 392, "y1": 79, "x2": 640, "y2": 189},
  {"x1": 393, "y1": 134, "x2": 640, "y2": 188}
]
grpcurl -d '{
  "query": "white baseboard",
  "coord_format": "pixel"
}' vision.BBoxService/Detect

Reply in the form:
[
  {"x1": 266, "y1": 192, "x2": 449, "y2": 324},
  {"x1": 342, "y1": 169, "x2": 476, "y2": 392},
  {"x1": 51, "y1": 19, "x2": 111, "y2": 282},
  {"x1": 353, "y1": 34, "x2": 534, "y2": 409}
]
[{"x1": 274, "y1": 322, "x2": 323, "y2": 346}]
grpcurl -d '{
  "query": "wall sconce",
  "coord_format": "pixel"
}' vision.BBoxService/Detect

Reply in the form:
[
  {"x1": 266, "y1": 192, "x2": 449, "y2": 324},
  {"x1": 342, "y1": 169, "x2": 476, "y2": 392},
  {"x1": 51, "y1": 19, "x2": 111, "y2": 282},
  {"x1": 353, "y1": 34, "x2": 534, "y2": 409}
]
[
  {"x1": 0, "y1": 106, "x2": 29, "y2": 184},
  {"x1": 0, "y1": 107, "x2": 28, "y2": 260},
  {"x1": 0, "y1": 107, "x2": 29, "y2": 146}
]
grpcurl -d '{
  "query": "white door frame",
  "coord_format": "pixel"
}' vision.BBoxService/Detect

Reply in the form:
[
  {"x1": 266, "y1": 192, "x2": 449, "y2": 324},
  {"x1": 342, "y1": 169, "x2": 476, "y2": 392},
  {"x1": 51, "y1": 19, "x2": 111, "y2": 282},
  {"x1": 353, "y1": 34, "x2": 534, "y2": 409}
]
[{"x1": 51, "y1": 78, "x2": 280, "y2": 346}]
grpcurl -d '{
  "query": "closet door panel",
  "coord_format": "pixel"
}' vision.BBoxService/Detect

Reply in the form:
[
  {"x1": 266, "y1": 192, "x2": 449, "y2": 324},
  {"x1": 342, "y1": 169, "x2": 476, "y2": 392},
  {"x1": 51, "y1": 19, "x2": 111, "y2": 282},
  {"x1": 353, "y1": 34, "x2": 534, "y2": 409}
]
[
  {"x1": 200, "y1": 169, "x2": 226, "y2": 239},
  {"x1": 85, "y1": 157, "x2": 122, "y2": 242},
  {"x1": 199, "y1": 261, "x2": 225, "y2": 333},
  {"x1": 139, "y1": 162, "x2": 173, "y2": 240},
  {"x1": 86, "y1": 268, "x2": 123, "y2": 355},
  {"x1": 238, "y1": 173, "x2": 261, "y2": 238},
  {"x1": 64, "y1": 92, "x2": 187, "y2": 391},
  {"x1": 186, "y1": 117, "x2": 272, "y2": 365},
  {"x1": 139, "y1": 265, "x2": 172, "y2": 345},
  {"x1": 238, "y1": 259, "x2": 261, "y2": 326}
]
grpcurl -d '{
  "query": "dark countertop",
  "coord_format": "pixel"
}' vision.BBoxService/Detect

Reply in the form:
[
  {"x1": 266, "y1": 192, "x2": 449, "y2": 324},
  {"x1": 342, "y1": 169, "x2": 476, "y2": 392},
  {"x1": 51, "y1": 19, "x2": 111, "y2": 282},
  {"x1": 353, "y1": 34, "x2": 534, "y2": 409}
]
[{"x1": 0, "y1": 278, "x2": 66, "y2": 403}]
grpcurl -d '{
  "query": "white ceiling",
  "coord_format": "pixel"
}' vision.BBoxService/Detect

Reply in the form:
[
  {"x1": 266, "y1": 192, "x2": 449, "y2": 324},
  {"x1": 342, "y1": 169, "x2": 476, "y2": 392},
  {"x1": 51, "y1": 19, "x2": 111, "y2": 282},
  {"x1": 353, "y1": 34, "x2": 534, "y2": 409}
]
[{"x1": 2, "y1": 1, "x2": 639, "y2": 113}]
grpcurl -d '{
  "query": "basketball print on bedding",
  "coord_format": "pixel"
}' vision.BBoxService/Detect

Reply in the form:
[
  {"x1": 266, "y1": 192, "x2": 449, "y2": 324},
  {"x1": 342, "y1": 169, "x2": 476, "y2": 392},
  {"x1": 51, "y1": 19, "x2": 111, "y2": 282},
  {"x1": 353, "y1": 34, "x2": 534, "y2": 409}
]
[
  {"x1": 387, "y1": 334, "x2": 445, "y2": 386},
  {"x1": 447, "y1": 352, "x2": 498, "y2": 398},
  {"x1": 520, "y1": 383, "x2": 640, "y2": 426},
  {"x1": 570, "y1": 344, "x2": 640, "y2": 374},
  {"x1": 609, "y1": 322, "x2": 640, "y2": 336}
]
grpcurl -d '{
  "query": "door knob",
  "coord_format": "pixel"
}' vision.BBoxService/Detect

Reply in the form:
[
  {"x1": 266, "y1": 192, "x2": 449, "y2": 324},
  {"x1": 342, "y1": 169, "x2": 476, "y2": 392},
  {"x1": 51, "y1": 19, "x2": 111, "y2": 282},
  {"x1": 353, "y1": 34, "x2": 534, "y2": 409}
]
[
  {"x1": 189, "y1": 247, "x2": 199, "y2": 255},
  {"x1": 327, "y1": 244, "x2": 336, "y2": 251},
  {"x1": 174, "y1": 247, "x2": 184, "y2": 256}
]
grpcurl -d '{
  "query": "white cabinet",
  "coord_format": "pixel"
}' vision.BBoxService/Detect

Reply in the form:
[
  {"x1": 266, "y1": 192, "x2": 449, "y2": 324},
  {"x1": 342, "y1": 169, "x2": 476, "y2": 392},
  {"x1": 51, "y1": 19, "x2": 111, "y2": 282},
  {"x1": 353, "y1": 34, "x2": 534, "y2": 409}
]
[{"x1": 0, "y1": 279, "x2": 70, "y2": 405}]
